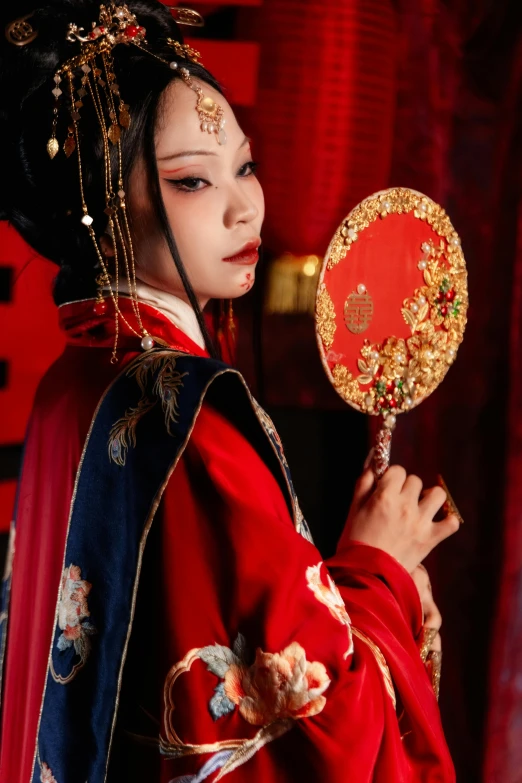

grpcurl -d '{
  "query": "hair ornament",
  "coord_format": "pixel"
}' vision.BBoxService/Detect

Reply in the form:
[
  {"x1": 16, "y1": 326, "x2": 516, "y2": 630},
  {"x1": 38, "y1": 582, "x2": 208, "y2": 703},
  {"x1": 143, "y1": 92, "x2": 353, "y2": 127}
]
[
  {"x1": 178, "y1": 66, "x2": 227, "y2": 145},
  {"x1": 5, "y1": 14, "x2": 38, "y2": 46},
  {"x1": 43, "y1": 2, "x2": 223, "y2": 359},
  {"x1": 167, "y1": 38, "x2": 202, "y2": 64},
  {"x1": 65, "y1": 3, "x2": 147, "y2": 46},
  {"x1": 169, "y1": 7, "x2": 205, "y2": 27},
  {"x1": 164, "y1": 41, "x2": 226, "y2": 144}
]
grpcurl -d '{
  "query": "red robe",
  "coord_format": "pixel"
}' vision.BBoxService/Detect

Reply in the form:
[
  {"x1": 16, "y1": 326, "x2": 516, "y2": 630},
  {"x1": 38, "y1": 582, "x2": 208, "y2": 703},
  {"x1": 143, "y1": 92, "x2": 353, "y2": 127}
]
[{"x1": 0, "y1": 298, "x2": 454, "y2": 782}]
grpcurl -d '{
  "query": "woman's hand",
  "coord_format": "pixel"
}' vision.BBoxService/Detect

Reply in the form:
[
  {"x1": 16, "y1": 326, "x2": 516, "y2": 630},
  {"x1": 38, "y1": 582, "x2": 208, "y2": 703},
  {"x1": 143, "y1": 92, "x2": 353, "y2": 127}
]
[
  {"x1": 412, "y1": 564, "x2": 442, "y2": 653},
  {"x1": 339, "y1": 466, "x2": 459, "y2": 574}
]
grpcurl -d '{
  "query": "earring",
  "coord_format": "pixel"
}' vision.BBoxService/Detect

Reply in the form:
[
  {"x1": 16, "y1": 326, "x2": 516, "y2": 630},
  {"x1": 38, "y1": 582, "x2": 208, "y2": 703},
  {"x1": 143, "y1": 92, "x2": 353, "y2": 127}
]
[
  {"x1": 227, "y1": 299, "x2": 236, "y2": 347},
  {"x1": 217, "y1": 300, "x2": 237, "y2": 364}
]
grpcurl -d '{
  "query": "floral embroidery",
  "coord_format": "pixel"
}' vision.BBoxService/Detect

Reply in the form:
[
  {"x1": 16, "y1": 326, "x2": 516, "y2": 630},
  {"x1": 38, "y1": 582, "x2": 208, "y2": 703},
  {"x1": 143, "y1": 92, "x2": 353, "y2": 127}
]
[
  {"x1": 223, "y1": 641, "x2": 330, "y2": 725},
  {"x1": 197, "y1": 633, "x2": 329, "y2": 725},
  {"x1": 161, "y1": 634, "x2": 330, "y2": 779},
  {"x1": 50, "y1": 564, "x2": 96, "y2": 684},
  {"x1": 306, "y1": 562, "x2": 354, "y2": 657},
  {"x1": 40, "y1": 762, "x2": 57, "y2": 783}
]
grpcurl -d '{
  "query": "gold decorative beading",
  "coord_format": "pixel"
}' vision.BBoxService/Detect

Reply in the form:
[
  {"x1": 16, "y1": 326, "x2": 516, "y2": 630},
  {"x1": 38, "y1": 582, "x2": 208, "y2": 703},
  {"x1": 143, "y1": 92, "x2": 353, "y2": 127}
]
[
  {"x1": 316, "y1": 187, "x2": 468, "y2": 416},
  {"x1": 316, "y1": 283, "x2": 337, "y2": 350}
]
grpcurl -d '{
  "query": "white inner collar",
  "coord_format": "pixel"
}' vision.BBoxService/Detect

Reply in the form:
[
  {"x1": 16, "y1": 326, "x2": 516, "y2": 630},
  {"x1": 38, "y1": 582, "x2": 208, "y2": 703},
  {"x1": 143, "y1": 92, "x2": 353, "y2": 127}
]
[{"x1": 116, "y1": 278, "x2": 206, "y2": 350}]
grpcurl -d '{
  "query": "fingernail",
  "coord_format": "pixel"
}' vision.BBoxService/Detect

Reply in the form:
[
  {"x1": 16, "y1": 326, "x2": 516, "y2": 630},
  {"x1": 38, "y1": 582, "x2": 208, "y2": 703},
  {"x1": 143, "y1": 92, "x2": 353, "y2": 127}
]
[{"x1": 363, "y1": 448, "x2": 375, "y2": 471}]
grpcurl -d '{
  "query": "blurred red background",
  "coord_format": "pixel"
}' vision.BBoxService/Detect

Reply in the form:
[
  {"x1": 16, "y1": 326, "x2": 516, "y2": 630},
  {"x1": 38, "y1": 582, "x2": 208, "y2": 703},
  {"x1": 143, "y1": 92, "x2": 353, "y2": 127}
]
[{"x1": 2, "y1": 1, "x2": 522, "y2": 780}]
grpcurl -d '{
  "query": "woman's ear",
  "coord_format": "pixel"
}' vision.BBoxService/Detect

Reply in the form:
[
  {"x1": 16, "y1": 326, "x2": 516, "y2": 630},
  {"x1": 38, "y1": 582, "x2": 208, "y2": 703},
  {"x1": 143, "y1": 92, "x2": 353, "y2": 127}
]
[{"x1": 100, "y1": 233, "x2": 115, "y2": 258}]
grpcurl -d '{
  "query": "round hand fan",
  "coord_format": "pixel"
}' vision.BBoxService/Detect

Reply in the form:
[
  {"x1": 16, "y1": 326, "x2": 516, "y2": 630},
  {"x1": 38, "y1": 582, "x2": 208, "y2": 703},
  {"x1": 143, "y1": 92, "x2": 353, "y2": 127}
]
[{"x1": 315, "y1": 187, "x2": 468, "y2": 478}]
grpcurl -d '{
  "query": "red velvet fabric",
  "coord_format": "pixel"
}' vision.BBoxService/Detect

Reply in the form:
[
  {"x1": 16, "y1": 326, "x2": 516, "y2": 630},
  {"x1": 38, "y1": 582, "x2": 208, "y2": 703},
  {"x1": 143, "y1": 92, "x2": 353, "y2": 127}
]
[{"x1": 0, "y1": 299, "x2": 454, "y2": 781}]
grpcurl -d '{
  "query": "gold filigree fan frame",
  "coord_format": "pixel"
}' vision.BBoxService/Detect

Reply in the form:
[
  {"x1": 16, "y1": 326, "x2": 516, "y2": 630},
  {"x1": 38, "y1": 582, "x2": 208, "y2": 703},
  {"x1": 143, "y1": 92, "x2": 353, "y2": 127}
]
[{"x1": 316, "y1": 187, "x2": 468, "y2": 424}]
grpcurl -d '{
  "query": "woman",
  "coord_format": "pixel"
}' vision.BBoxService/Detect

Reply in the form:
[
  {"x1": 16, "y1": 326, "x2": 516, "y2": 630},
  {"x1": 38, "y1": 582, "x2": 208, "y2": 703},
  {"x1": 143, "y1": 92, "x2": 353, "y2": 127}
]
[{"x1": 0, "y1": 1, "x2": 459, "y2": 781}]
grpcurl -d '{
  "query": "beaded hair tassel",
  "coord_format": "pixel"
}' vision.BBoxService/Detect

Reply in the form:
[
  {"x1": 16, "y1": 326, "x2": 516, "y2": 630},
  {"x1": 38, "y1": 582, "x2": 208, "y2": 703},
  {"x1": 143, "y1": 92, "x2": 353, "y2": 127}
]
[{"x1": 46, "y1": 2, "x2": 221, "y2": 360}]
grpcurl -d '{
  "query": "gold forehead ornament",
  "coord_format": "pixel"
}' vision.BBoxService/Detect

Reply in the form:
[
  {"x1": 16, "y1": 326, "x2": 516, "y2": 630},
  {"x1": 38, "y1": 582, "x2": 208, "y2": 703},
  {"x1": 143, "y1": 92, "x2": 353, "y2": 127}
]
[{"x1": 46, "y1": 3, "x2": 225, "y2": 160}]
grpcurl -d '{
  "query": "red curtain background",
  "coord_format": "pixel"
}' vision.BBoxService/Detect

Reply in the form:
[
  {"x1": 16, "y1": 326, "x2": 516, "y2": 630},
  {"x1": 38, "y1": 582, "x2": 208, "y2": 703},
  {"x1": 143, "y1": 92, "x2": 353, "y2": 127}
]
[
  {"x1": 2, "y1": 1, "x2": 522, "y2": 780},
  {"x1": 235, "y1": 1, "x2": 522, "y2": 780}
]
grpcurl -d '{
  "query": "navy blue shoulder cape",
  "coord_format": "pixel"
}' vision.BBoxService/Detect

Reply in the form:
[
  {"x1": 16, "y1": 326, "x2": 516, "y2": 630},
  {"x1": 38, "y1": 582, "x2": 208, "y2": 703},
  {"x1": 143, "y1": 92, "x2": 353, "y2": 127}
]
[{"x1": 0, "y1": 349, "x2": 311, "y2": 783}]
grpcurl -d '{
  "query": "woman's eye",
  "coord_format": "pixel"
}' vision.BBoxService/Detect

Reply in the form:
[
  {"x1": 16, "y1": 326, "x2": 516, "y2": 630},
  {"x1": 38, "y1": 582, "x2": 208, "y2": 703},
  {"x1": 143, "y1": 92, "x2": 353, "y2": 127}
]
[
  {"x1": 167, "y1": 176, "x2": 210, "y2": 192},
  {"x1": 238, "y1": 160, "x2": 259, "y2": 177}
]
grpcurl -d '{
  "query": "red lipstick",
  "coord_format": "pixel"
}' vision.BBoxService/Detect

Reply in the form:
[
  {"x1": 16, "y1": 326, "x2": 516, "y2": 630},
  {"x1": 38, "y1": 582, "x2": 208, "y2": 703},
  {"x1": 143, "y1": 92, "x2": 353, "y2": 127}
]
[{"x1": 223, "y1": 239, "x2": 260, "y2": 265}]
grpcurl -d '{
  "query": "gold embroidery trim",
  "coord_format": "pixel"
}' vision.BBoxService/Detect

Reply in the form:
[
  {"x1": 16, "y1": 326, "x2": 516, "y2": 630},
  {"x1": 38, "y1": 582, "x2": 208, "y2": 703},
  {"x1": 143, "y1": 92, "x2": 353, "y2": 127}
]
[
  {"x1": 351, "y1": 626, "x2": 396, "y2": 709},
  {"x1": 108, "y1": 351, "x2": 188, "y2": 466},
  {"x1": 317, "y1": 187, "x2": 468, "y2": 414}
]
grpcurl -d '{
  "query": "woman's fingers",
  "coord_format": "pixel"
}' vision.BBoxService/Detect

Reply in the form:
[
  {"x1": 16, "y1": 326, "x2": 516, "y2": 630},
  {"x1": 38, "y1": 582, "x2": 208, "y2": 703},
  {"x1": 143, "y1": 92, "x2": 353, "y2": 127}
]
[
  {"x1": 412, "y1": 566, "x2": 441, "y2": 626},
  {"x1": 378, "y1": 465, "x2": 407, "y2": 492},
  {"x1": 363, "y1": 447, "x2": 375, "y2": 471},
  {"x1": 343, "y1": 465, "x2": 459, "y2": 573},
  {"x1": 411, "y1": 566, "x2": 443, "y2": 655},
  {"x1": 351, "y1": 468, "x2": 375, "y2": 512},
  {"x1": 430, "y1": 513, "x2": 460, "y2": 545},
  {"x1": 402, "y1": 474, "x2": 423, "y2": 501},
  {"x1": 422, "y1": 593, "x2": 442, "y2": 631},
  {"x1": 419, "y1": 485, "x2": 447, "y2": 519},
  {"x1": 411, "y1": 564, "x2": 430, "y2": 593}
]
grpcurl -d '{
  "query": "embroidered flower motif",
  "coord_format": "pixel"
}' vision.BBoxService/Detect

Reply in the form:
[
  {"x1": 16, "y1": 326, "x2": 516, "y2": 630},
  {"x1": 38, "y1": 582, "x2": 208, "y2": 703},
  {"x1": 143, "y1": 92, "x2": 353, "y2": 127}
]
[
  {"x1": 194, "y1": 633, "x2": 330, "y2": 727},
  {"x1": 40, "y1": 762, "x2": 57, "y2": 783},
  {"x1": 56, "y1": 564, "x2": 96, "y2": 661},
  {"x1": 162, "y1": 635, "x2": 321, "y2": 779},
  {"x1": 306, "y1": 562, "x2": 354, "y2": 657},
  {"x1": 223, "y1": 642, "x2": 330, "y2": 726}
]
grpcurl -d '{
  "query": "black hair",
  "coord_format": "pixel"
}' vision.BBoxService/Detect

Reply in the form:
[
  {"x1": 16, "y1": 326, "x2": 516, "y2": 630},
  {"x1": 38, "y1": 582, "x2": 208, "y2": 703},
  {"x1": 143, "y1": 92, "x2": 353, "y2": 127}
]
[{"x1": 0, "y1": 0, "x2": 221, "y2": 356}]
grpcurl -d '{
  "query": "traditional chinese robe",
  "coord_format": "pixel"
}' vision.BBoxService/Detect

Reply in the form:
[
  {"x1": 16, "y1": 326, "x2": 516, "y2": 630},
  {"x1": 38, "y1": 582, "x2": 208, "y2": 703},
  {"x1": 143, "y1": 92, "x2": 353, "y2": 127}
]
[{"x1": 0, "y1": 295, "x2": 455, "y2": 783}]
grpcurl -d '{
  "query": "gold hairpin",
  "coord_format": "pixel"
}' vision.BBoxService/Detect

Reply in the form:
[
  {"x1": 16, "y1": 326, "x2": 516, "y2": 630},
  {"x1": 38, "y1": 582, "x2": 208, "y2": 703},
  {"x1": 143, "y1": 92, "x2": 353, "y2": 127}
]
[
  {"x1": 5, "y1": 14, "x2": 38, "y2": 47},
  {"x1": 167, "y1": 38, "x2": 202, "y2": 64},
  {"x1": 62, "y1": 3, "x2": 147, "y2": 69},
  {"x1": 170, "y1": 8, "x2": 205, "y2": 27}
]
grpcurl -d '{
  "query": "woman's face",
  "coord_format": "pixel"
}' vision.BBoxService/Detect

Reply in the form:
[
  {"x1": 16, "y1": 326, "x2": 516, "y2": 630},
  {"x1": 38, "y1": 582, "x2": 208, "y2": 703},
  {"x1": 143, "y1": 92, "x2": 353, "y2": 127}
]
[{"x1": 128, "y1": 77, "x2": 264, "y2": 306}]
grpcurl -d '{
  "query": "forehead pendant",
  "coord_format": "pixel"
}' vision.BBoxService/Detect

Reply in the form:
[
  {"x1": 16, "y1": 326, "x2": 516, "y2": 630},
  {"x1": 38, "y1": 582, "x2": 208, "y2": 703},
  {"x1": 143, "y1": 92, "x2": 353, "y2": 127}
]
[{"x1": 168, "y1": 49, "x2": 227, "y2": 146}]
